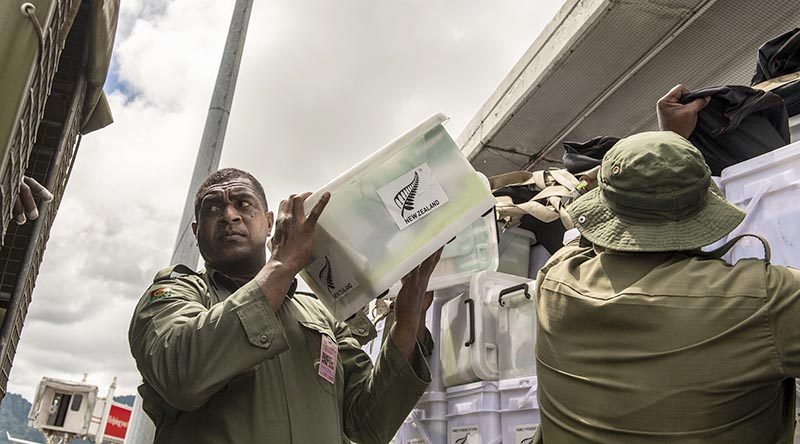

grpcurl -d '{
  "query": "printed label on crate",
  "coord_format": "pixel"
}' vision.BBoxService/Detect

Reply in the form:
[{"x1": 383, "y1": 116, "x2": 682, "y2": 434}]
[
  {"x1": 449, "y1": 425, "x2": 480, "y2": 444},
  {"x1": 515, "y1": 424, "x2": 538, "y2": 444},
  {"x1": 377, "y1": 163, "x2": 450, "y2": 230},
  {"x1": 308, "y1": 252, "x2": 359, "y2": 299}
]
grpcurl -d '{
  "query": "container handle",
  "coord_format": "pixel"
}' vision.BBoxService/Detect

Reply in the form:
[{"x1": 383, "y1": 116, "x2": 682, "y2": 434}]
[
  {"x1": 465, "y1": 299, "x2": 475, "y2": 347},
  {"x1": 728, "y1": 180, "x2": 770, "y2": 240},
  {"x1": 498, "y1": 283, "x2": 531, "y2": 307}
]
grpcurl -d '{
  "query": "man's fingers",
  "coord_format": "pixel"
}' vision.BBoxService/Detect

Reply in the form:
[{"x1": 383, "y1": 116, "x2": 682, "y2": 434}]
[
  {"x1": 306, "y1": 192, "x2": 330, "y2": 226},
  {"x1": 279, "y1": 194, "x2": 295, "y2": 220},
  {"x1": 659, "y1": 84, "x2": 689, "y2": 105},
  {"x1": 18, "y1": 182, "x2": 38, "y2": 220},
  {"x1": 12, "y1": 198, "x2": 25, "y2": 225},
  {"x1": 23, "y1": 176, "x2": 53, "y2": 202},
  {"x1": 293, "y1": 192, "x2": 311, "y2": 221},
  {"x1": 685, "y1": 96, "x2": 711, "y2": 113}
]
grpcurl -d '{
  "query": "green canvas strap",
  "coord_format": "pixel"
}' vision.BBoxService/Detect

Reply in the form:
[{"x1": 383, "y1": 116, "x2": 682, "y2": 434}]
[
  {"x1": 694, "y1": 234, "x2": 772, "y2": 263},
  {"x1": 491, "y1": 168, "x2": 581, "y2": 230}
]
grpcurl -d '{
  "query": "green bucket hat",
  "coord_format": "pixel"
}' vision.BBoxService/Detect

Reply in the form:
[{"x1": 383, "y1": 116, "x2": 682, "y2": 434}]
[{"x1": 567, "y1": 131, "x2": 745, "y2": 252}]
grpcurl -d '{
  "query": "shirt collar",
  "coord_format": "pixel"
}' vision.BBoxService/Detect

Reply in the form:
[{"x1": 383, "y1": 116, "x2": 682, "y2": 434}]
[{"x1": 204, "y1": 263, "x2": 298, "y2": 298}]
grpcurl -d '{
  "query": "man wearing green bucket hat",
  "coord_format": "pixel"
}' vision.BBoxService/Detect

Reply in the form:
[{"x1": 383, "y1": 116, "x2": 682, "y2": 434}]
[{"x1": 534, "y1": 86, "x2": 800, "y2": 443}]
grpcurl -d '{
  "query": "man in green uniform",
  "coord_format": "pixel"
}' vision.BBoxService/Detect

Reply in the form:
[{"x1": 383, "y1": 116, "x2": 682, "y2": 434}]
[
  {"x1": 534, "y1": 86, "x2": 800, "y2": 443},
  {"x1": 129, "y1": 168, "x2": 440, "y2": 443}
]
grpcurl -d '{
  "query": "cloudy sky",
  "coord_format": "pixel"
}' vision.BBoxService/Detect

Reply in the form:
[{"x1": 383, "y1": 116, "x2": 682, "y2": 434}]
[{"x1": 7, "y1": 0, "x2": 563, "y2": 400}]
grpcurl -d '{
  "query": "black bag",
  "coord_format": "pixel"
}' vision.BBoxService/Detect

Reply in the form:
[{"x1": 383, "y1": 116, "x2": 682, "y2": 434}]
[
  {"x1": 682, "y1": 85, "x2": 790, "y2": 175},
  {"x1": 561, "y1": 136, "x2": 619, "y2": 175},
  {"x1": 751, "y1": 28, "x2": 800, "y2": 116}
]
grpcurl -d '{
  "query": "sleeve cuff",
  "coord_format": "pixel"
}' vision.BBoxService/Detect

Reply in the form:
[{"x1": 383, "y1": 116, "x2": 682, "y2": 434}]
[
  {"x1": 381, "y1": 336, "x2": 432, "y2": 390},
  {"x1": 418, "y1": 328, "x2": 434, "y2": 358},
  {"x1": 234, "y1": 280, "x2": 289, "y2": 354}
]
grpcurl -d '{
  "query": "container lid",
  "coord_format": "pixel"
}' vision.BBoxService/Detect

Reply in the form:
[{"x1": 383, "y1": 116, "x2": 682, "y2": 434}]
[
  {"x1": 420, "y1": 391, "x2": 447, "y2": 403},
  {"x1": 304, "y1": 113, "x2": 449, "y2": 210},
  {"x1": 445, "y1": 380, "x2": 499, "y2": 395},
  {"x1": 720, "y1": 140, "x2": 800, "y2": 181}
]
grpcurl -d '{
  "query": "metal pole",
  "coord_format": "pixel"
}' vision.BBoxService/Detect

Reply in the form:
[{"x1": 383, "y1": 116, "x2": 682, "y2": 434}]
[
  {"x1": 129, "y1": 1, "x2": 255, "y2": 442},
  {"x1": 170, "y1": 0, "x2": 255, "y2": 268},
  {"x1": 95, "y1": 377, "x2": 116, "y2": 444}
]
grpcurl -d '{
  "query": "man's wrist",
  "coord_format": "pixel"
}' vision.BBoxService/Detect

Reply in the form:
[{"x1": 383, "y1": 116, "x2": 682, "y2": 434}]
[{"x1": 255, "y1": 259, "x2": 297, "y2": 312}]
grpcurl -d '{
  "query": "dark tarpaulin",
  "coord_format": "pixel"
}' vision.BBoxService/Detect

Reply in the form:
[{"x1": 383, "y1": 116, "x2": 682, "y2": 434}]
[
  {"x1": 493, "y1": 185, "x2": 567, "y2": 255},
  {"x1": 561, "y1": 136, "x2": 619, "y2": 175},
  {"x1": 751, "y1": 28, "x2": 800, "y2": 116},
  {"x1": 682, "y1": 85, "x2": 790, "y2": 176}
]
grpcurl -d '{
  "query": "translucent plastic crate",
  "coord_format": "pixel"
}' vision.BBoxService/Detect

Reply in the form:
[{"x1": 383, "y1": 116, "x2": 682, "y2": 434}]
[
  {"x1": 497, "y1": 282, "x2": 537, "y2": 380},
  {"x1": 497, "y1": 227, "x2": 536, "y2": 278},
  {"x1": 440, "y1": 272, "x2": 530, "y2": 387},
  {"x1": 300, "y1": 114, "x2": 495, "y2": 320}
]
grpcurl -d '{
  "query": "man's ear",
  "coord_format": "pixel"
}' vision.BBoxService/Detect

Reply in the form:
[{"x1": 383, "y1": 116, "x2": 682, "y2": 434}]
[
  {"x1": 266, "y1": 211, "x2": 275, "y2": 234},
  {"x1": 192, "y1": 221, "x2": 197, "y2": 236}
]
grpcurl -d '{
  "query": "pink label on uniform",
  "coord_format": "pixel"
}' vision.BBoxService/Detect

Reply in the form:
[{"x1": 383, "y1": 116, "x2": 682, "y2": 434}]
[{"x1": 318, "y1": 334, "x2": 338, "y2": 384}]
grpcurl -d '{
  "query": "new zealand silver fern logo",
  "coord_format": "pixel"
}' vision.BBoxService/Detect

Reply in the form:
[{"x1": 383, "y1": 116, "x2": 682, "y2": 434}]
[
  {"x1": 319, "y1": 256, "x2": 336, "y2": 294},
  {"x1": 393, "y1": 171, "x2": 419, "y2": 218}
]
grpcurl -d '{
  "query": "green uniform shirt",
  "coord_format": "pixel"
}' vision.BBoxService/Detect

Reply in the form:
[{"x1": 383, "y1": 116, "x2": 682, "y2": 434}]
[
  {"x1": 535, "y1": 241, "x2": 800, "y2": 443},
  {"x1": 129, "y1": 265, "x2": 431, "y2": 444}
]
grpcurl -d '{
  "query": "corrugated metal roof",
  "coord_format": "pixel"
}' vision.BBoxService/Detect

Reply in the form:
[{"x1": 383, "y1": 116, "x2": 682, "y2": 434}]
[{"x1": 460, "y1": 0, "x2": 800, "y2": 175}]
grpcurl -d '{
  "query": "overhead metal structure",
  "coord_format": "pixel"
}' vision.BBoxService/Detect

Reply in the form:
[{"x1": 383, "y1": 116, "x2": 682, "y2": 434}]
[
  {"x1": 459, "y1": 0, "x2": 800, "y2": 176},
  {"x1": 0, "y1": 0, "x2": 119, "y2": 398}
]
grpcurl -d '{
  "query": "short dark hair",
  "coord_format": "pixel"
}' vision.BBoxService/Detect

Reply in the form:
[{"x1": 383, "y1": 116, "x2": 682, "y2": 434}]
[{"x1": 194, "y1": 168, "x2": 268, "y2": 219}]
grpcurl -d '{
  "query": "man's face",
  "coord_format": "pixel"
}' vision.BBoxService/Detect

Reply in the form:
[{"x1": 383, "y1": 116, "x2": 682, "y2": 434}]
[{"x1": 192, "y1": 178, "x2": 273, "y2": 269}]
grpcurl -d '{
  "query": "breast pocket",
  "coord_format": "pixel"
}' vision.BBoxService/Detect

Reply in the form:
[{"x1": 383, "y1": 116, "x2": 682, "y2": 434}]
[{"x1": 298, "y1": 320, "x2": 343, "y2": 397}]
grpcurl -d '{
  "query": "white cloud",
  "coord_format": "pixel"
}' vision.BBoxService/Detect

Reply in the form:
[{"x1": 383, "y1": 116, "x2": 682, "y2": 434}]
[{"x1": 7, "y1": 0, "x2": 563, "y2": 401}]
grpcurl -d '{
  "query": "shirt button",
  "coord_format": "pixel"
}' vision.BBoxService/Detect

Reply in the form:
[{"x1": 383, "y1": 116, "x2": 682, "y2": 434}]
[{"x1": 259, "y1": 334, "x2": 269, "y2": 344}]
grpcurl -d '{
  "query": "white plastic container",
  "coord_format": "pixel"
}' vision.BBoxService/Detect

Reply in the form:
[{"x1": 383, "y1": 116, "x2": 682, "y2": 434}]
[
  {"x1": 300, "y1": 114, "x2": 496, "y2": 320},
  {"x1": 497, "y1": 283, "x2": 537, "y2": 380},
  {"x1": 440, "y1": 272, "x2": 531, "y2": 387},
  {"x1": 499, "y1": 376, "x2": 540, "y2": 444},
  {"x1": 446, "y1": 381, "x2": 502, "y2": 444},
  {"x1": 427, "y1": 211, "x2": 499, "y2": 290},
  {"x1": 719, "y1": 140, "x2": 800, "y2": 267},
  {"x1": 497, "y1": 227, "x2": 536, "y2": 278},
  {"x1": 396, "y1": 391, "x2": 447, "y2": 444}
]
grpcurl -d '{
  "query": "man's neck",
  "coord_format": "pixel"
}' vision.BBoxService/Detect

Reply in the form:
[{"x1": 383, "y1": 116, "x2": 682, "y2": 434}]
[{"x1": 209, "y1": 259, "x2": 265, "y2": 284}]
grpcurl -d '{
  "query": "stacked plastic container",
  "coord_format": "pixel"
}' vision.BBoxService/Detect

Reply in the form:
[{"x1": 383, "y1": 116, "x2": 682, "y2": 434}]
[
  {"x1": 499, "y1": 376, "x2": 540, "y2": 444},
  {"x1": 717, "y1": 139, "x2": 800, "y2": 433},
  {"x1": 719, "y1": 140, "x2": 800, "y2": 267},
  {"x1": 446, "y1": 381, "x2": 502, "y2": 444},
  {"x1": 497, "y1": 283, "x2": 540, "y2": 443},
  {"x1": 497, "y1": 226, "x2": 536, "y2": 278},
  {"x1": 436, "y1": 272, "x2": 537, "y2": 444},
  {"x1": 439, "y1": 272, "x2": 530, "y2": 386}
]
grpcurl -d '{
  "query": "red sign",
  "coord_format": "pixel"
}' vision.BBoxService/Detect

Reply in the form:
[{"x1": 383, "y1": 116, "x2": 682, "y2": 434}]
[{"x1": 104, "y1": 403, "x2": 132, "y2": 441}]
